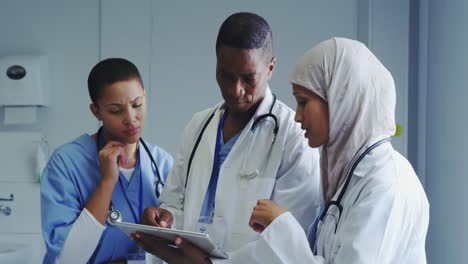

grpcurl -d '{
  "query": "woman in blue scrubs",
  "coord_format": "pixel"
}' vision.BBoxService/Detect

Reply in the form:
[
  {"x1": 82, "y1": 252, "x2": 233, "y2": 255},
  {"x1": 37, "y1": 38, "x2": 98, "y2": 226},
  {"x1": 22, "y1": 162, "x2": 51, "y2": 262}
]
[{"x1": 41, "y1": 58, "x2": 173, "y2": 263}]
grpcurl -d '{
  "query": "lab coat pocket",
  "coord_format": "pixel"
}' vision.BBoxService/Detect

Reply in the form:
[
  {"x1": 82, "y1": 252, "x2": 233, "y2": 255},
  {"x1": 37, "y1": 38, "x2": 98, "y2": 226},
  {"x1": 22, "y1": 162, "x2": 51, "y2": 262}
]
[
  {"x1": 222, "y1": 175, "x2": 275, "y2": 251},
  {"x1": 239, "y1": 172, "x2": 276, "y2": 197},
  {"x1": 235, "y1": 176, "x2": 276, "y2": 234},
  {"x1": 239, "y1": 122, "x2": 277, "y2": 181}
]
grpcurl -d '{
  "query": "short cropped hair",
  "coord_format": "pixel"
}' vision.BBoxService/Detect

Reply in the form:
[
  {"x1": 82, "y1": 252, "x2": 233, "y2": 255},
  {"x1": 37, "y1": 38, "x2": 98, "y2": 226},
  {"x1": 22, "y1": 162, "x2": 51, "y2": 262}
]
[
  {"x1": 87, "y1": 58, "x2": 143, "y2": 104},
  {"x1": 215, "y1": 12, "x2": 274, "y2": 62}
]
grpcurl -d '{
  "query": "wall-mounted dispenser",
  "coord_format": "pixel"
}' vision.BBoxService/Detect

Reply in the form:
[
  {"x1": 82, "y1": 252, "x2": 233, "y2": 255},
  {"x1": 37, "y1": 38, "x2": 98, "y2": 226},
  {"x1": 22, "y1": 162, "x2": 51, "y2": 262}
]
[{"x1": 0, "y1": 55, "x2": 49, "y2": 125}]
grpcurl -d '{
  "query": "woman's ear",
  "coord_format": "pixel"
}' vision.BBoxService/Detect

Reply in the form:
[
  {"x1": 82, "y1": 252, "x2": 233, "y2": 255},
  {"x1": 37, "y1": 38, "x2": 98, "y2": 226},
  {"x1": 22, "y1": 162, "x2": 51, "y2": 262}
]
[{"x1": 90, "y1": 103, "x2": 101, "y2": 121}]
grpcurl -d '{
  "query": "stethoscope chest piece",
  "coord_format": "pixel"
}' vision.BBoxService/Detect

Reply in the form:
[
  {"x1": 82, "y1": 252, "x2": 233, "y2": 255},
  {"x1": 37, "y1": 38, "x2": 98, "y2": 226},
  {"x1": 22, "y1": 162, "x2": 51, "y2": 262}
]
[{"x1": 107, "y1": 210, "x2": 122, "y2": 224}]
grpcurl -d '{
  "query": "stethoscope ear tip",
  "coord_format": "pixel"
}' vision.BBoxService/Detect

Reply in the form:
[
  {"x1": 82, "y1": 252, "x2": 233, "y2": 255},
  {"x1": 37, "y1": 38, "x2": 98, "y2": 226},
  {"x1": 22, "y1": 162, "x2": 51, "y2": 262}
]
[{"x1": 242, "y1": 169, "x2": 259, "y2": 179}]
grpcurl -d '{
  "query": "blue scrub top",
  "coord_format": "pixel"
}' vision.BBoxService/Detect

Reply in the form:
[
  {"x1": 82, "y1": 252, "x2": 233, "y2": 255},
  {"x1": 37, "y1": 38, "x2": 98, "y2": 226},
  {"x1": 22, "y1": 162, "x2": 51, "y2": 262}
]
[{"x1": 41, "y1": 134, "x2": 174, "y2": 264}]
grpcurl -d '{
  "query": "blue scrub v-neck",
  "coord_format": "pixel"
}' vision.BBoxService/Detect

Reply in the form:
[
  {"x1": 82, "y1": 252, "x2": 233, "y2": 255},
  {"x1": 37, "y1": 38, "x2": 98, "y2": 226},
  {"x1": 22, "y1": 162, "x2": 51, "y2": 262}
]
[
  {"x1": 98, "y1": 131, "x2": 143, "y2": 224},
  {"x1": 199, "y1": 111, "x2": 241, "y2": 221}
]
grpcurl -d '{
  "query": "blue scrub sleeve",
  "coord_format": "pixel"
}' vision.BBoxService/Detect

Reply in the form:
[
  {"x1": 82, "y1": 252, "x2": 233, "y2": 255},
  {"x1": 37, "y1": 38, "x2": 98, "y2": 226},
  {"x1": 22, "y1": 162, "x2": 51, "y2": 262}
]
[{"x1": 41, "y1": 152, "x2": 83, "y2": 262}]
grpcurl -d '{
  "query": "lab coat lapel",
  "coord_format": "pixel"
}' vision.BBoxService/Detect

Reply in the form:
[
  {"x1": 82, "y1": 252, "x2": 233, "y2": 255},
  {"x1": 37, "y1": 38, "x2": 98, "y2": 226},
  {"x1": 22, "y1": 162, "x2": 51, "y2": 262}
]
[
  {"x1": 185, "y1": 106, "x2": 221, "y2": 230},
  {"x1": 203, "y1": 110, "x2": 219, "y2": 162},
  {"x1": 213, "y1": 89, "x2": 275, "y2": 223},
  {"x1": 254, "y1": 87, "x2": 274, "y2": 120},
  {"x1": 221, "y1": 88, "x2": 274, "y2": 168}
]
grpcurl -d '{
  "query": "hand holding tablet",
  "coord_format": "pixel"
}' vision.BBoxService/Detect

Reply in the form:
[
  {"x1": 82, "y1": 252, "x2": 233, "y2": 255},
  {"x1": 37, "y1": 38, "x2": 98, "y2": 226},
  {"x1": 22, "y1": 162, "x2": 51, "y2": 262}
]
[{"x1": 108, "y1": 210, "x2": 228, "y2": 259}]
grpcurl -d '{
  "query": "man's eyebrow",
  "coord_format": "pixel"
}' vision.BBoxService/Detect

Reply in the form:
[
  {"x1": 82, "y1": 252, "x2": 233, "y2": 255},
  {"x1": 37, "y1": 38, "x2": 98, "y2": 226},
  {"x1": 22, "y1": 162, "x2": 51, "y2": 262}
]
[
  {"x1": 242, "y1": 72, "x2": 256, "y2": 77},
  {"x1": 105, "y1": 103, "x2": 121, "y2": 107}
]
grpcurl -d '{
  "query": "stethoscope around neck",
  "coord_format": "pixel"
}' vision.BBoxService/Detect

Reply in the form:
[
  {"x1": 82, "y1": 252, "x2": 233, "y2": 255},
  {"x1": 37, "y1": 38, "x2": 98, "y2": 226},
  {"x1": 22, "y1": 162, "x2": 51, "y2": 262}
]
[
  {"x1": 97, "y1": 127, "x2": 165, "y2": 225},
  {"x1": 184, "y1": 94, "x2": 279, "y2": 189},
  {"x1": 318, "y1": 137, "x2": 391, "y2": 234},
  {"x1": 96, "y1": 126, "x2": 165, "y2": 197}
]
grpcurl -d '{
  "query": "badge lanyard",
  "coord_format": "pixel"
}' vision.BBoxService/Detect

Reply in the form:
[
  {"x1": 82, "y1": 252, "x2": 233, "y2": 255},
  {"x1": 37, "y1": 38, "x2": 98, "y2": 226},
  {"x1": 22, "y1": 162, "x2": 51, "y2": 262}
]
[{"x1": 117, "y1": 158, "x2": 143, "y2": 224}]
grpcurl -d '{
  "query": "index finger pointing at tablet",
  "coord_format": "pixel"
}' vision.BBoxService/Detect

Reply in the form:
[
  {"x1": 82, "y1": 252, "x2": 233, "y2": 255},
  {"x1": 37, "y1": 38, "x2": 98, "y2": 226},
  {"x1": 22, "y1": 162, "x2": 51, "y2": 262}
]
[{"x1": 140, "y1": 207, "x2": 174, "y2": 228}]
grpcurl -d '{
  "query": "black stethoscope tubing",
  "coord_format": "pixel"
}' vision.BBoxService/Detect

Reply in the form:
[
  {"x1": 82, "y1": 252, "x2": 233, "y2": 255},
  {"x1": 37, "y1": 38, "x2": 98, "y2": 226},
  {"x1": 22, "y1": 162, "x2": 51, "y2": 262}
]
[
  {"x1": 319, "y1": 137, "x2": 391, "y2": 233},
  {"x1": 184, "y1": 94, "x2": 278, "y2": 189},
  {"x1": 139, "y1": 138, "x2": 164, "y2": 197}
]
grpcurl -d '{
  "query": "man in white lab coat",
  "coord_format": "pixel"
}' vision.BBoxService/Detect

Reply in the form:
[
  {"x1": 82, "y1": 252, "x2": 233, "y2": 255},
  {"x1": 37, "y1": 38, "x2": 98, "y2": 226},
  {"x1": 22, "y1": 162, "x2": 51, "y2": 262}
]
[{"x1": 133, "y1": 12, "x2": 321, "y2": 263}]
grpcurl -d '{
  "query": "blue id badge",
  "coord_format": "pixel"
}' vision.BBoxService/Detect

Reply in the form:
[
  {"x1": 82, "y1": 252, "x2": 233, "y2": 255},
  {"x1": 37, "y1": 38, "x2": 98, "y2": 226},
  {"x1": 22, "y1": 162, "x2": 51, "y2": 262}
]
[
  {"x1": 195, "y1": 216, "x2": 226, "y2": 249},
  {"x1": 126, "y1": 250, "x2": 145, "y2": 264}
]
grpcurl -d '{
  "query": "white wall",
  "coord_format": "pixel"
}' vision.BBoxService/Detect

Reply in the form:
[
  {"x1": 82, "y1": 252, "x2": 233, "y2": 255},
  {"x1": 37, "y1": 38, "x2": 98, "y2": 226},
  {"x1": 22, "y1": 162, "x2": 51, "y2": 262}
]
[
  {"x1": 366, "y1": 0, "x2": 410, "y2": 157},
  {"x1": 148, "y1": 0, "x2": 360, "y2": 153},
  {"x1": 0, "y1": 0, "x2": 413, "y2": 262},
  {"x1": 0, "y1": 0, "x2": 100, "y2": 147},
  {"x1": 0, "y1": 1, "x2": 100, "y2": 262},
  {"x1": 0, "y1": 0, "x2": 412, "y2": 155},
  {"x1": 424, "y1": 0, "x2": 468, "y2": 263}
]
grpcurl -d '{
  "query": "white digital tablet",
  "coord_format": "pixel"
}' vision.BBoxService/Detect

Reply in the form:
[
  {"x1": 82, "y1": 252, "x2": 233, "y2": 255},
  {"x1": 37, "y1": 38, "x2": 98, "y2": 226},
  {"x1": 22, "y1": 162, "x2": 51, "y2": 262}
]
[{"x1": 108, "y1": 218, "x2": 228, "y2": 259}]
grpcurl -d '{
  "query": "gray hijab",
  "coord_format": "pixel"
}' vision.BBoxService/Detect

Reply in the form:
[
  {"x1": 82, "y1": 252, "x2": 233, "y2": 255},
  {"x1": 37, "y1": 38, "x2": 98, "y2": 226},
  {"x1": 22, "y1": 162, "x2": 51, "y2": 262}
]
[{"x1": 290, "y1": 38, "x2": 396, "y2": 201}]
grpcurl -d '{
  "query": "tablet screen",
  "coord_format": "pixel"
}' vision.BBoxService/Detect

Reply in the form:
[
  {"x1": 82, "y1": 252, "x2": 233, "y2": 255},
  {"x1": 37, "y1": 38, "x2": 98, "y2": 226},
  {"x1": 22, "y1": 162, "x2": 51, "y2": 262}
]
[{"x1": 108, "y1": 218, "x2": 228, "y2": 259}]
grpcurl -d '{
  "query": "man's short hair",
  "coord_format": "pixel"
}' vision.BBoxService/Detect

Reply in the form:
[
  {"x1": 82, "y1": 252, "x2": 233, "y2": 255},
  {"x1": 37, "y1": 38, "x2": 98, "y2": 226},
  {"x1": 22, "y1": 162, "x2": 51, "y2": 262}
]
[
  {"x1": 216, "y1": 12, "x2": 274, "y2": 62},
  {"x1": 87, "y1": 58, "x2": 143, "y2": 104}
]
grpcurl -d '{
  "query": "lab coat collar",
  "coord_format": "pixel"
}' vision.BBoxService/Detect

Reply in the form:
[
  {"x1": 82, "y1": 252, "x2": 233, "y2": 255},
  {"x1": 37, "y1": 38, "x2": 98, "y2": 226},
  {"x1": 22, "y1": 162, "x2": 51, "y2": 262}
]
[
  {"x1": 347, "y1": 141, "x2": 392, "y2": 178},
  {"x1": 204, "y1": 106, "x2": 222, "y2": 163},
  {"x1": 252, "y1": 86, "x2": 275, "y2": 121},
  {"x1": 218, "y1": 85, "x2": 275, "y2": 126},
  {"x1": 212, "y1": 86, "x2": 274, "y2": 169}
]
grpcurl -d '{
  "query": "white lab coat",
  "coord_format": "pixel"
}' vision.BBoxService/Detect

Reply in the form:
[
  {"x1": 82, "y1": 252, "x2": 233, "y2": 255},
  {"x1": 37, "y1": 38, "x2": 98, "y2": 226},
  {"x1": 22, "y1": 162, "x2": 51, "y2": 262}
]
[
  {"x1": 256, "y1": 142, "x2": 429, "y2": 264},
  {"x1": 159, "y1": 89, "x2": 321, "y2": 263}
]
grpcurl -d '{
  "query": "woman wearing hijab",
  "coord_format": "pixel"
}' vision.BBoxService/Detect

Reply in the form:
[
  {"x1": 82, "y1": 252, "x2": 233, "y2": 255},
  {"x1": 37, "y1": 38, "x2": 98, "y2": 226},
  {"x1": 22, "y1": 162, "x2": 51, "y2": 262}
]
[{"x1": 248, "y1": 38, "x2": 429, "y2": 263}]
